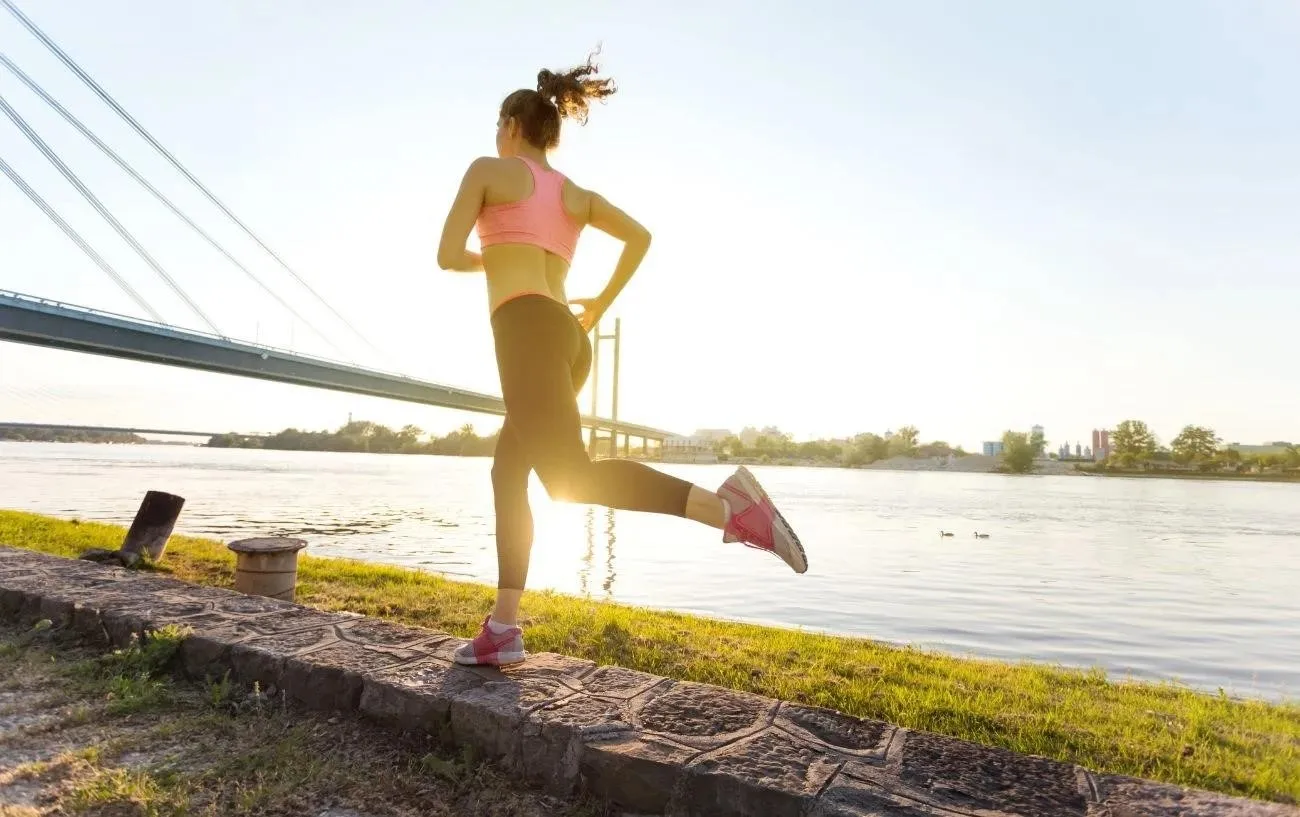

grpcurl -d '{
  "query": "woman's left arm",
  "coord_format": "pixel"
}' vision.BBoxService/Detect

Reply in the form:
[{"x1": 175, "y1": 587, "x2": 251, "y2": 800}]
[{"x1": 437, "y1": 157, "x2": 492, "y2": 272}]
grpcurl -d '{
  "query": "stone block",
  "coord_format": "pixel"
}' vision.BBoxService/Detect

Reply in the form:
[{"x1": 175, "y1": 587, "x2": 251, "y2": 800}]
[
  {"x1": 37, "y1": 594, "x2": 75, "y2": 627},
  {"x1": 179, "y1": 630, "x2": 240, "y2": 681},
  {"x1": 212, "y1": 593, "x2": 299, "y2": 619},
  {"x1": 811, "y1": 774, "x2": 963, "y2": 816},
  {"x1": 336, "y1": 617, "x2": 448, "y2": 652},
  {"x1": 448, "y1": 673, "x2": 575, "y2": 763},
  {"x1": 0, "y1": 586, "x2": 37, "y2": 621},
  {"x1": 360, "y1": 659, "x2": 484, "y2": 734},
  {"x1": 521, "y1": 692, "x2": 631, "y2": 794},
  {"x1": 228, "y1": 638, "x2": 301, "y2": 691},
  {"x1": 637, "y1": 681, "x2": 774, "y2": 749},
  {"x1": 580, "y1": 733, "x2": 695, "y2": 814},
  {"x1": 776, "y1": 703, "x2": 894, "y2": 759},
  {"x1": 675, "y1": 728, "x2": 839, "y2": 817},
  {"x1": 1094, "y1": 775, "x2": 1299, "y2": 817},
  {"x1": 897, "y1": 730, "x2": 1086, "y2": 817},
  {"x1": 99, "y1": 607, "x2": 156, "y2": 647},
  {"x1": 581, "y1": 665, "x2": 665, "y2": 700},
  {"x1": 280, "y1": 638, "x2": 433, "y2": 712}
]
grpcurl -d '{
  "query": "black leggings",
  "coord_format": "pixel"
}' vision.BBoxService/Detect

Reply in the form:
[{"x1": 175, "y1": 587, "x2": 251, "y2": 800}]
[{"x1": 490, "y1": 294, "x2": 693, "y2": 589}]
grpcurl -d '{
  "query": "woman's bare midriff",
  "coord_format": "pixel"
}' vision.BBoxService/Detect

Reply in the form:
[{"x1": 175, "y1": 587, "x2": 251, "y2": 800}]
[{"x1": 483, "y1": 244, "x2": 571, "y2": 314}]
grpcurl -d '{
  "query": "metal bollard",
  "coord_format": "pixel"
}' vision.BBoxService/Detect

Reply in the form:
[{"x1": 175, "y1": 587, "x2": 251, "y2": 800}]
[{"x1": 227, "y1": 537, "x2": 307, "y2": 602}]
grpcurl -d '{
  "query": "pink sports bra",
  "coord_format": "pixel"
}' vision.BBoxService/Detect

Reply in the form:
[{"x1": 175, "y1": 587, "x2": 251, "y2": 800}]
[{"x1": 475, "y1": 157, "x2": 581, "y2": 263}]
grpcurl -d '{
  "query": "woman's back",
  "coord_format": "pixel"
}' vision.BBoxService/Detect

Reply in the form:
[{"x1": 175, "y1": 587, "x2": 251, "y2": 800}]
[
  {"x1": 476, "y1": 156, "x2": 590, "y2": 311},
  {"x1": 436, "y1": 53, "x2": 652, "y2": 332}
]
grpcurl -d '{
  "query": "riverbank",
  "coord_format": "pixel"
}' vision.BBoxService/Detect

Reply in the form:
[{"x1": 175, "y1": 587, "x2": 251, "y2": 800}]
[
  {"x1": 1, "y1": 510, "x2": 1296, "y2": 804},
  {"x1": 1077, "y1": 466, "x2": 1300, "y2": 483}
]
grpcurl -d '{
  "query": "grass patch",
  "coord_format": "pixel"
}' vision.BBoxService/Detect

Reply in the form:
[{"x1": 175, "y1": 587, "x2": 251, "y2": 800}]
[
  {"x1": 3, "y1": 508, "x2": 1299, "y2": 804},
  {"x1": 62, "y1": 625, "x2": 187, "y2": 715}
]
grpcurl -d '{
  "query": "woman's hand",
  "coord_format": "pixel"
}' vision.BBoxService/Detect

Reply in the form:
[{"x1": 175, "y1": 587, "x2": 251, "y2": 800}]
[{"x1": 569, "y1": 297, "x2": 609, "y2": 333}]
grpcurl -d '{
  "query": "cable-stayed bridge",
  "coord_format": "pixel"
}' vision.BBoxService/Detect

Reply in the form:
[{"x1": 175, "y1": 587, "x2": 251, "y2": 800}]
[{"x1": 0, "y1": 0, "x2": 672, "y2": 450}]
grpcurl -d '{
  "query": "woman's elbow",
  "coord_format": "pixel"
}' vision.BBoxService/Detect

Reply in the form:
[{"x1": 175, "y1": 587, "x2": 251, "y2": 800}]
[
  {"x1": 633, "y1": 226, "x2": 652, "y2": 251},
  {"x1": 436, "y1": 248, "x2": 457, "y2": 271}
]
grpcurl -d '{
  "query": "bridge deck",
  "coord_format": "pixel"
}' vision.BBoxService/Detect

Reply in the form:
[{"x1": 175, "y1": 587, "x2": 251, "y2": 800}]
[{"x1": 0, "y1": 291, "x2": 674, "y2": 441}]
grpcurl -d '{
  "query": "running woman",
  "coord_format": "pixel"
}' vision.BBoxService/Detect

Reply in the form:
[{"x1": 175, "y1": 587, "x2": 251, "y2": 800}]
[{"x1": 437, "y1": 54, "x2": 806, "y2": 667}]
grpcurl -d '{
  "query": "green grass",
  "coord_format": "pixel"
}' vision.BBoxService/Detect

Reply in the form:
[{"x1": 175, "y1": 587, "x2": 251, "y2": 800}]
[{"x1": 3, "y1": 508, "x2": 1298, "y2": 804}]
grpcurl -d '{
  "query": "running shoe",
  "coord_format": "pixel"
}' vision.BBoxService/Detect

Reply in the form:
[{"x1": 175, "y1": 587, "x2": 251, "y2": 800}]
[
  {"x1": 718, "y1": 465, "x2": 808, "y2": 573},
  {"x1": 453, "y1": 616, "x2": 526, "y2": 667}
]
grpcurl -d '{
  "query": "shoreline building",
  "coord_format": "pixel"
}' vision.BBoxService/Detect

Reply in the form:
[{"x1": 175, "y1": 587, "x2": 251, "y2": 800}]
[
  {"x1": 662, "y1": 434, "x2": 719, "y2": 463},
  {"x1": 1091, "y1": 429, "x2": 1111, "y2": 462}
]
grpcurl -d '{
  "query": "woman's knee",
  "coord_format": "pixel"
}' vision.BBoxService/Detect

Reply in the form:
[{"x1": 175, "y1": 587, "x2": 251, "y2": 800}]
[{"x1": 534, "y1": 458, "x2": 594, "y2": 504}]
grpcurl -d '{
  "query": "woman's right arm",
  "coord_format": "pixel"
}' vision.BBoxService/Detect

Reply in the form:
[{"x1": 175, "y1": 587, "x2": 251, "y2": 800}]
[
  {"x1": 436, "y1": 158, "x2": 491, "y2": 273},
  {"x1": 583, "y1": 192, "x2": 652, "y2": 319}
]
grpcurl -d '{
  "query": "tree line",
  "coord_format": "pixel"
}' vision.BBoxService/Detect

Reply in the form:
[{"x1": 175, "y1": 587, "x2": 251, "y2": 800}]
[
  {"x1": 994, "y1": 420, "x2": 1299, "y2": 475},
  {"x1": 207, "y1": 421, "x2": 499, "y2": 457},
  {"x1": 715, "y1": 425, "x2": 967, "y2": 466},
  {"x1": 0, "y1": 426, "x2": 146, "y2": 444},
  {"x1": 1098, "y1": 421, "x2": 1299, "y2": 473}
]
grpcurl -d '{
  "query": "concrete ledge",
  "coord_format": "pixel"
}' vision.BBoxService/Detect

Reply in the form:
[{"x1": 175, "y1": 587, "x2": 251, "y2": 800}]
[{"x1": 1, "y1": 546, "x2": 1293, "y2": 817}]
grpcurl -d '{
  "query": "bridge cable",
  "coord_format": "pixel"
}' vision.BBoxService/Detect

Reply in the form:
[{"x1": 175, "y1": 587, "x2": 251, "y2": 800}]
[
  {"x1": 1, "y1": 0, "x2": 381, "y2": 357},
  {"x1": 0, "y1": 92, "x2": 224, "y2": 336},
  {"x1": 0, "y1": 154, "x2": 165, "y2": 322},
  {"x1": 0, "y1": 51, "x2": 350, "y2": 359}
]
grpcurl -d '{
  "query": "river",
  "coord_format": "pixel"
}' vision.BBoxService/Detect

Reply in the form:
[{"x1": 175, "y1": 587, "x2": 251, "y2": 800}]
[{"x1": 1, "y1": 441, "x2": 1295, "y2": 701}]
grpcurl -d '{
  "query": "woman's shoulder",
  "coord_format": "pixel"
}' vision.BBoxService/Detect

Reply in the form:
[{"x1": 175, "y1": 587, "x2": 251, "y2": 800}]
[{"x1": 464, "y1": 155, "x2": 514, "y2": 177}]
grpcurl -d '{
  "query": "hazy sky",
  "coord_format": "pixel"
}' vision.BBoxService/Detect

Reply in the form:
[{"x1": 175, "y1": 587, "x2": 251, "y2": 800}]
[{"x1": 2, "y1": 0, "x2": 1298, "y2": 448}]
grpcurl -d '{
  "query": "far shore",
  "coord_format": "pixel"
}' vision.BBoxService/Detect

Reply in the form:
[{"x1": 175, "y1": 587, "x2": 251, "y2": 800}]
[{"x1": 6, "y1": 436, "x2": 1298, "y2": 484}]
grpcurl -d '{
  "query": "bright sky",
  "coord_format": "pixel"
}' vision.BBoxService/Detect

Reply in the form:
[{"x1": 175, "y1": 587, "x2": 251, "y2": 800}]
[{"x1": 2, "y1": 0, "x2": 1298, "y2": 449}]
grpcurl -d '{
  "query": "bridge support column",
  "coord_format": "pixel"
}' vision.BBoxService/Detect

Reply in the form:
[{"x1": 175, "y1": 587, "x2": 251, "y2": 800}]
[{"x1": 587, "y1": 318, "x2": 624, "y2": 460}]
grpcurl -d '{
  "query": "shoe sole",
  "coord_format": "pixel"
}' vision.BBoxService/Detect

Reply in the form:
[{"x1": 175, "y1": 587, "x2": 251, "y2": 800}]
[
  {"x1": 733, "y1": 466, "x2": 808, "y2": 574},
  {"x1": 453, "y1": 649, "x2": 527, "y2": 667}
]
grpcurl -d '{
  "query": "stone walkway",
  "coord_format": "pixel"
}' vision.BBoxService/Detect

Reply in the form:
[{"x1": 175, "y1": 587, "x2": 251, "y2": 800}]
[{"x1": 0, "y1": 546, "x2": 1293, "y2": 817}]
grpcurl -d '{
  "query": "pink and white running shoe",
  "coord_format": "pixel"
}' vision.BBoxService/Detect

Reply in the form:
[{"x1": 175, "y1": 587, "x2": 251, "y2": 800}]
[
  {"x1": 453, "y1": 616, "x2": 526, "y2": 667},
  {"x1": 718, "y1": 465, "x2": 808, "y2": 574}
]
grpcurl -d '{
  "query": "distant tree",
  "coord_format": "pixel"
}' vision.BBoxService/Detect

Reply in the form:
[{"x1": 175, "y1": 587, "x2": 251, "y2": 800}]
[
  {"x1": 1111, "y1": 420, "x2": 1157, "y2": 467},
  {"x1": 889, "y1": 425, "x2": 919, "y2": 457},
  {"x1": 1000, "y1": 431, "x2": 1037, "y2": 474},
  {"x1": 798, "y1": 439, "x2": 842, "y2": 461},
  {"x1": 1214, "y1": 447, "x2": 1242, "y2": 470},
  {"x1": 845, "y1": 432, "x2": 890, "y2": 466},
  {"x1": 915, "y1": 441, "x2": 955, "y2": 459},
  {"x1": 1029, "y1": 427, "x2": 1046, "y2": 457},
  {"x1": 1285, "y1": 445, "x2": 1300, "y2": 469},
  {"x1": 1170, "y1": 425, "x2": 1221, "y2": 465}
]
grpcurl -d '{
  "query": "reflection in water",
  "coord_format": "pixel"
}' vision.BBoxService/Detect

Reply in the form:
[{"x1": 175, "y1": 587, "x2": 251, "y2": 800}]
[
  {"x1": 603, "y1": 508, "x2": 617, "y2": 596},
  {"x1": 578, "y1": 506, "x2": 618, "y2": 598},
  {"x1": 580, "y1": 508, "x2": 594, "y2": 596}
]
